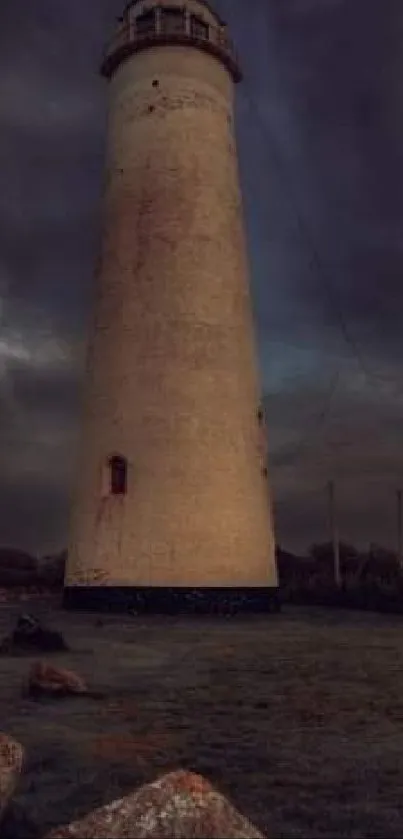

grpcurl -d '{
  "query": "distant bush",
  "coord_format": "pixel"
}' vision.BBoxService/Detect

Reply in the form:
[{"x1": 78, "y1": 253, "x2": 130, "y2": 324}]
[
  {"x1": 0, "y1": 548, "x2": 38, "y2": 571},
  {"x1": 0, "y1": 548, "x2": 66, "y2": 590},
  {"x1": 0, "y1": 549, "x2": 39, "y2": 587},
  {"x1": 277, "y1": 543, "x2": 403, "y2": 614}
]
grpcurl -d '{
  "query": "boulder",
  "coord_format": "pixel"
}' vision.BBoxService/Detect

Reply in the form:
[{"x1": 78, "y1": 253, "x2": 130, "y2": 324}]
[
  {"x1": 0, "y1": 614, "x2": 68, "y2": 655},
  {"x1": 45, "y1": 769, "x2": 265, "y2": 838},
  {"x1": 26, "y1": 661, "x2": 89, "y2": 699},
  {"x1": 0, "y1": 734, "x2": 24, "y2": 823}
]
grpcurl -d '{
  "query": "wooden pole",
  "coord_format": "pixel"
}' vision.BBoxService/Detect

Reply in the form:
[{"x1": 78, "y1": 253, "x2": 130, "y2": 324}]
[
  {"x1": 328, "y1": 480, "x2": 341, "y2": 587},
  {"x1": 397, "y1": 489, "x2": 402, "y2": 571}
]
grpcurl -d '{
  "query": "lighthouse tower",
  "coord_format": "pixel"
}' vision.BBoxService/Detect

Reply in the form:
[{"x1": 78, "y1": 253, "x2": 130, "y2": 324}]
[{"x1": 64, "y1": 0, "x2": 279, "y2": 613}]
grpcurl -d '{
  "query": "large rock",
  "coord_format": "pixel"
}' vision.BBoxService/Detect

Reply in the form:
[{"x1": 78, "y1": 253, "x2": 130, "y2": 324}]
[
  {"x1": 0, "y1": 613, "x2": 68, "y2": 655},
  {"x1": 45, "y1": 770, "x2": 265, "y2": 838},
  {"x1": 0, "y1": 734, "x2": 24, "y2": 823},
  {"x1": 26, "y1": 661, "x2": 89, "y2": 698}
]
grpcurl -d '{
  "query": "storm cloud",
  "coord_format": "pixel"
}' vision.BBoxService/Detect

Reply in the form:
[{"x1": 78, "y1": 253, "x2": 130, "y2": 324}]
[{"x1": 1, "y1": 0, "x2": 403, "y2": 554}]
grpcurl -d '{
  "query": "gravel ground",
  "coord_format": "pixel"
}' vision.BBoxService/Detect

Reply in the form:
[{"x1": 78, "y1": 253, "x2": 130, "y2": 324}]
[{"x1": 2, "y1": 599, "x2": 403, "y2": 838}]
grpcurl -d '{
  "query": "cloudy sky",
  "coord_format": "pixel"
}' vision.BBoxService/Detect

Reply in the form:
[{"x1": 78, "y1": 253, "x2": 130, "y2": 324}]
[{"x1": 1, "y1": 0, "x2": 403, "y2": 556}]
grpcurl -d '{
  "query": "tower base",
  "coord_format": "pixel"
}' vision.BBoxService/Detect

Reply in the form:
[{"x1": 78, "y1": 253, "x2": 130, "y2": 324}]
[{"x1": 63, "y1": 586, "x2": 281, "y2": 615}]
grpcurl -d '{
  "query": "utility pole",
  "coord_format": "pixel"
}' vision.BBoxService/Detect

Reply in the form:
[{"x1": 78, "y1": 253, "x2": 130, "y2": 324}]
[
  {"x1": 327, "y1": 480, "x2": 341, "y2": 588},
  {"x1": 397, "y1": 489, "x2": 402, "y2": 572}
]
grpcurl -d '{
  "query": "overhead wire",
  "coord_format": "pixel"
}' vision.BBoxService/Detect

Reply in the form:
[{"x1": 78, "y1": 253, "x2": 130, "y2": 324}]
[
  {"x1": 222, "y1": 3, "x2": 402, "y2": 502},
  {"x1": 283, "y1": 368, "x2": 341, "y2": 465},
  {"x1": 241, "y1": 83, "x2": 394, "y2": 389},
  {"x1": 238, "y1": 43, "x2": 403, "y2": 470},
  {"x1": 244, "y1": 92, "x2": 355, "y2": 464}
]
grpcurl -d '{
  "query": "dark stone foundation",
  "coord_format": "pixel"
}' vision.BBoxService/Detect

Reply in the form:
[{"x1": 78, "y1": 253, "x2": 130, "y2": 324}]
[{"x1": 63, "y1": 586, "x2": 281, "y2": 615}]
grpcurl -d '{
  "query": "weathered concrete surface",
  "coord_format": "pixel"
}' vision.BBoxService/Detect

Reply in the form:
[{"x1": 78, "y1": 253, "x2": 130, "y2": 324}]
[
  {"x1": 45, "y1": 770, "x2": 265, "y2": 838},
  {"x1": 0, "y1": 733, "x2": 24, "y2": 822}
]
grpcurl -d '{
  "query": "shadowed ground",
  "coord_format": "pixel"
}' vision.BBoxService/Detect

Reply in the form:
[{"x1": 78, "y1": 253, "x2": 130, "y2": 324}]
[{"x1": 2, "y1": 600, "x2": 403, "y2": 838}]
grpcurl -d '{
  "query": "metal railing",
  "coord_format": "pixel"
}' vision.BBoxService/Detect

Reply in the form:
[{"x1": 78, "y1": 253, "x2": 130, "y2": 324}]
[{"x1": 101, "y1": 10, "x2": 241, "y2": 81}]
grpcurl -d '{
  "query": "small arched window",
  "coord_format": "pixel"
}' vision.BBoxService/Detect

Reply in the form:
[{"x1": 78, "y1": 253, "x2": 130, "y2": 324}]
[
  {"x1": 257, "y1": 405, "x2": 264, "y2": 425},
  {"x1": 108, "y1": 455, "x2": 127, "y2": 496}
]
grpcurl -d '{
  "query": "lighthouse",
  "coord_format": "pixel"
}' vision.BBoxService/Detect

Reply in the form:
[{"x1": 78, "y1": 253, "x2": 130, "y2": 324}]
[{"x1": 64, "y1": 0, "x2": 279, "y2": 613}]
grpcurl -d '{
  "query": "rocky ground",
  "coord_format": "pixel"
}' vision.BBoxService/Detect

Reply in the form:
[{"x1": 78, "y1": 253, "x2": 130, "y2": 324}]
[{"x1": 2, "y1": 599, "x2": 403, "y2": 838}]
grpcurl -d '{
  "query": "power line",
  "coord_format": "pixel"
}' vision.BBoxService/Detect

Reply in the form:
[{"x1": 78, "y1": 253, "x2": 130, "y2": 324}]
[
  {"x1": 241, "y1": 85, "x2": 391, "y2": 389},
  {"x1": 244, "y1": 86, "x2": 403, "y2": 471},
  {"x1": 227, "y1": 22, "x2": 403, "y2": 485},
  {"x1": 265, "y1": 369, "x2": 340, "y2": 473},
  {"x1": 259, "y1": 334, "x2": 403, "y2": 391},
  {"x1": 283, "y1": 369, "x2": 340, "y2": 466}
]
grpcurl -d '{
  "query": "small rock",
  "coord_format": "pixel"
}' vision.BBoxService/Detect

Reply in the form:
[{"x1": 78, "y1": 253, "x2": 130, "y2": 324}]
[
  {"x1": 0, "y1": 613, "x2": 68, "y2": 655},
  {"x1": 0, "y1": 734, "x2": 24, "y2": 823},
  {"x1": 44, "y1": 769, "x2": 265, "y2": 838},
  {"x1": 26, "y1": 661, "x2": 89, "y2": 698}
]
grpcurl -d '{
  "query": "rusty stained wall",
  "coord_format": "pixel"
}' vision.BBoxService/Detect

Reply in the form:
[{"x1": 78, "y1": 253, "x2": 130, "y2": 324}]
[{"x1": 66, "y1": 40, "x2": 277, "y2": 589}]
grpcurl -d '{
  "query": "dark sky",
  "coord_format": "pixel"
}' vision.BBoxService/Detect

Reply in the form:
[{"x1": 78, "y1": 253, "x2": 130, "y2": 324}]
[{"x1": 1, "y1": 0, "x2": 403, "y2": 556}]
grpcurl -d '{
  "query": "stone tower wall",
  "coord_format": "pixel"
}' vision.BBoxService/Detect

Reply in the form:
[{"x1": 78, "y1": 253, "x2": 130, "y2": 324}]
[{"x1": 66, "y1": 39, "x2": 277, "y2": 589}]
